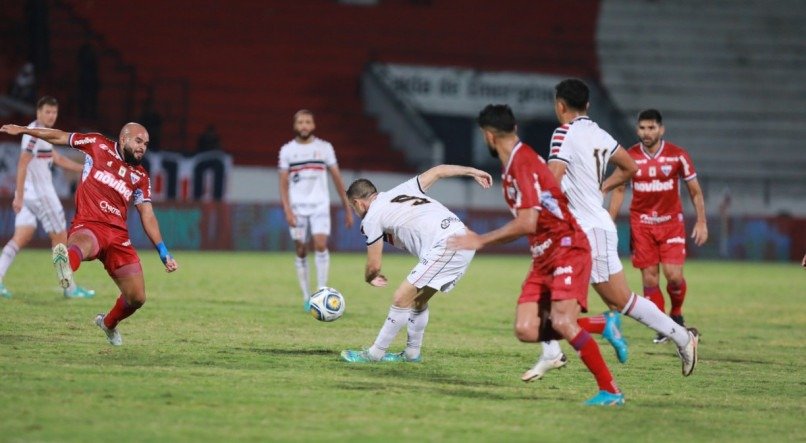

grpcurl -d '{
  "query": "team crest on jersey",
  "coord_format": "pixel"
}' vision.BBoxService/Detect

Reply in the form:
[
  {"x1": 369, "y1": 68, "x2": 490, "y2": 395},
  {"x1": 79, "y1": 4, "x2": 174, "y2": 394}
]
[
  {"x1": 117, "y1": 166, "x2": 127, "y2": 177},
  {"x1": 130, "y1": 173, "x2": 141, "y2": 185},
  {"x1": 106, "y1": 161, "x2": 113, "y2": 167},
  {"x1": 661, "y1": 165, "x2": 672, "y2": 176}
]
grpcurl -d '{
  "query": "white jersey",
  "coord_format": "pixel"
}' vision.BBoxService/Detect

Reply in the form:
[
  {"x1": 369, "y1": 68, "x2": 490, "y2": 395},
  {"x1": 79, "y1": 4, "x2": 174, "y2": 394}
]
[
  {"x1": 278, "y1": 136, "x2": 337, "y2": 215},
  {"x1": 548, "y1": 116, "x2": 620, "y2": 232},
  {"x1": 20, "y1": 120, "x2": 58, "y2": 201},
  {"x1": 361, "y1": 177, "x2": 466, "y2": 259}
]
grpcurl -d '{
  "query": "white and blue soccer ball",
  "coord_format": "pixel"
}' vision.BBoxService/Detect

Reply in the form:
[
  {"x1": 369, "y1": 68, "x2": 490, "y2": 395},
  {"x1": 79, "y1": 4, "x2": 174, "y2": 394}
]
[{"x1": 309, "y1": 287, "x2": 345, "y2": 322}]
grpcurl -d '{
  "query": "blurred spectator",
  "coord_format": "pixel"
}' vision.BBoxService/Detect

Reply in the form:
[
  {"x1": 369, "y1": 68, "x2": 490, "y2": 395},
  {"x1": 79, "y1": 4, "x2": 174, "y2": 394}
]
[
  {"x1": 139, "y1": 94, "x2": 163, "y2": 151},
  {"x1": 8, "y1": 63, "x2": 36, "y2": 104},
  {"x1": 196, "y1": 124, "x2": 222, "y2": 152},
  {"x1": 77, "y1": 43, "x2": 99, "y2": 119}
]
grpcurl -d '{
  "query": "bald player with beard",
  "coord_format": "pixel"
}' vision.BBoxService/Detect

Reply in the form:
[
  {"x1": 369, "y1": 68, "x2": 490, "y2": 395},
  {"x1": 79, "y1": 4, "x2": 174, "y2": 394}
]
[{"x1": 0, "y1": 122, "x2": 179, "y2": 346}]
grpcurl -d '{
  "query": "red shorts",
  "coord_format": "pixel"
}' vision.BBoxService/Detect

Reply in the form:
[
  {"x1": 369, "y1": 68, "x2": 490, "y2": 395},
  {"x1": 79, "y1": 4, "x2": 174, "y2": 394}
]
[
  {"x1": 630, "y1": 222, "x2": 686, "y2": 269},
  {"x1": 518, "y1": 246, "x2": 592, "y2": 312},
  {"x1": 69, "y1": 221, "x2": 141, "y2": 275}
]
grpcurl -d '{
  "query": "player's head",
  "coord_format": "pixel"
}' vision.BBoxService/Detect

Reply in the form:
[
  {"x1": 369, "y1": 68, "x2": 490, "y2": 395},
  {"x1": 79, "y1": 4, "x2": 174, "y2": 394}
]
[
  {"x1": 36, "y1": 96, "x2": 58, "y2": 128},
  {"x1": 554, "y1": 79, "x2": 590, "y2": 121},
  {"x1": 293, "y1": 109, "x2": 316, "y2": 141},
  {"x1": 346, "y1": 178, "x2": 378, "y2": 218},
  {"x1": 477, "y1": 104, "x2": 517, "y2": 158},
  {"x1": 119, "y1": 122, "x2": 149, "y2": 166},
  {"x1": 636, "y1": 109, "x2": 665, "y2": 148}
]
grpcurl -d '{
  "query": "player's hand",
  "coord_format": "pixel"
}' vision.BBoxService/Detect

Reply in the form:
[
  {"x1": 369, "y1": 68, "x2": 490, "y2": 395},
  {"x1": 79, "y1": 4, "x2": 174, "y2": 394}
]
[
  {"x1": 344, "y1": 208, "x2": 354, "y2": 229},
  {"x1": 164, "y1": 256, "x2": 179, "y2": 273},
  {"x1": 369, "y1": 274, "x2": 388, "y2": 287},
  {"x1": 12, "y1": 195, "x2": 22, "y2": 213},
  {"x1": 285, "y1": 212, "x2": 297, "y2": 227},
  {"x1": 0, "y1": 124, "x2": 24, "y2": 136},
  {"x1": 691, "y1": 221, "x2": 708, "y2": 246},
  {"x1": 448, "y1": 231, "x2": 484, "y2": 251},
  {"x1": 471, "y1": 169, "x2": 493, "y2": 189}
]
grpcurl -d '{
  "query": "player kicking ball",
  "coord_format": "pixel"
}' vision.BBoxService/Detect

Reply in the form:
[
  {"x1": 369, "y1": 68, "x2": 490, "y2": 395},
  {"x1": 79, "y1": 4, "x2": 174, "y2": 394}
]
[
  {"x1": 0, "y1": 122, "x2": 178, "y2": 346},
  {"x1": 340, "y1": 165, "x2": 492, "y2": 363}
]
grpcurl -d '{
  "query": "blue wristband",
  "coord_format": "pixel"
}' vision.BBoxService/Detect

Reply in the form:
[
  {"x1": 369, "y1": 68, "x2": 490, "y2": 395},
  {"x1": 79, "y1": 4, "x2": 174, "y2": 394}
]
[{"x1": 156, "y1": 242, "x2": 171, "y2": 264}]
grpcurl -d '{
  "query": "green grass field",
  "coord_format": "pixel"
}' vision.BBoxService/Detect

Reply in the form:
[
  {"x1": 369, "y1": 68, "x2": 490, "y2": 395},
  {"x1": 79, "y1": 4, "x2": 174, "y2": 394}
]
[{"x1": 1, "y1": 251, "x2": 804, "y2": 442}]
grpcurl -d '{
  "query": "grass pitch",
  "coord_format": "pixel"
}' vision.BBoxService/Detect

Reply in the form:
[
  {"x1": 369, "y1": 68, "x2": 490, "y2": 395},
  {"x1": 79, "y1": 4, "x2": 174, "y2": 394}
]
[{"x1": 0, "y1": 251, "x2": 804, "y2": 442}]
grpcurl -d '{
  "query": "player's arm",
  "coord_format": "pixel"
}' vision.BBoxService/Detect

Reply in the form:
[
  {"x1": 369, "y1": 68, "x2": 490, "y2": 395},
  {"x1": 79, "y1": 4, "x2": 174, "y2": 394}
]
[
  {"x1": 136, "y1": 202, "x2": 179, "y2": 272},
  {"x1": 417, "y1": 164, "x2": 492, "y2": 192},
  {"x1": 364, "y1": 240, "x2": 387, "y2": 287},
  {"x1": 328, "y1": 164, "x2": 354, "y2": 229},
  {"x1": 449, "y1": 208, "x2": 537, "y2": 251},
  {"x1": 12, "y1": 150, "x2": 34, "y2": 213},
  {"x1": 52, "y1": 150, "x2": 84, "y2": 173},
  {"x1": 0, "y1": 125, "x2": 70, "y2": 145},
  {"x1": 547, "y1": 160, "x2": 568, "y2": 184},
  {"x1": 685, "y1": 178, "x2": 708, "y2": 246},
  {"x1": 278, "y1": 169, "x2": 296, "y2": 227},
  {"x1": 608, "y1": 184, "x2": 627, "y2": 220},
  {"x1": 601, "y1": 147, "x2": 638, "y2": 194}
]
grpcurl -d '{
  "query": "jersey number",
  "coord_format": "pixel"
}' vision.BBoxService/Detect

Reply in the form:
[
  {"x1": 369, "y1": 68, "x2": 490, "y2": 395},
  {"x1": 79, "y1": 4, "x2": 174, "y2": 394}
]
[
  {"x1": 391, "y1": 194, "x2": 431, "y2": 206},
  {"x1": 593, "y1": 148, "x2": 609, "y2": 187}
]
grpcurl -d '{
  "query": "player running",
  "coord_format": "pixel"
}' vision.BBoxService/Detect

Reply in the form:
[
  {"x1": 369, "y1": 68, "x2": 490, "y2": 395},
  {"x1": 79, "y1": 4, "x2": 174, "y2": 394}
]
[
  {"x1": 0, "y1": 96, "x2": 94, "y2": 299},
  {"x1": 0, "y1": 122, "x2": 178, "y2": 346},
  {"x1": 609, "y1": 109, "x2": 707, "y2": 343},
  {"x1": 278, "y1": 110, "x2": 353, "y2": 312},
  {"x1": 535, "y1": 79, "x2": 698, "y2": 378},
  {"x1": 340, "y1": 164, "x2": 491, "y2": 364},
  {"x1": 450, "y1": 105, "x2": 624, "y2": 406}
]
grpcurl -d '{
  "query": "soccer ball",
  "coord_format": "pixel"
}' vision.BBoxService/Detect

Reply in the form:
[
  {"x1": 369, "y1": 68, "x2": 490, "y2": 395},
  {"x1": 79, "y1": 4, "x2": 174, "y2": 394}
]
[{"x1": 309, "y1": 287, "x2": 345, "y2": 322}]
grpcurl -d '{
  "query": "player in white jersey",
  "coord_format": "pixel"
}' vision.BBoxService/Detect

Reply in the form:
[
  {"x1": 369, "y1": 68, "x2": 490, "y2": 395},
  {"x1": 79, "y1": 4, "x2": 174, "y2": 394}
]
[
  {"x1": 340, "y1": 164, "x2": 492, "y2": 363},
  {"x1": 536, "y1": 79, "x2": 698, "y2": 377},
  {"x1": 0, "y1": 96, "x2": 94, "y2": 299},
  {"x1": 278, "y1": 110, "x2": 353, "y2": 311}
]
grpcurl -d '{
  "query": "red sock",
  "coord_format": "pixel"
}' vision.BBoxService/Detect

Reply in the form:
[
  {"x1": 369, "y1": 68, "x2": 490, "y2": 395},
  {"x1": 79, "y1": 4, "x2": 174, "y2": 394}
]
[
  {"x1": 643, "y1": 285, "x2": 665, "y2": 313},
  {"x1": 104, "y1": 295, "x2": 141, "y2": 329},
  {"x1": 667, "y1": 279, "x2": 687, "y2": 317},
  {"x1": 570, "y1": 330, "x2": 619, "y2": 393},
  {"x1": 68, "y1": 245, "x2": 83, "y2": 272},
  {"x1": 577, "y1": 315, "x2": 606, "y2": 334}
]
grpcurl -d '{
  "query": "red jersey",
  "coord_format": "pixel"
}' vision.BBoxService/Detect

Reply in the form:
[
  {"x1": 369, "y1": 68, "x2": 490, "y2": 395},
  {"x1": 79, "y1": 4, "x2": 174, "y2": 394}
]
[
  {"x1": 502, "y1": 142, "x2": 588, "y2": 272},
  {"x1": 626, "y1": 140, "x2": 696, "y2": 226},
  {"x1": 68, "y1": 132, "x2": 152, "y2": 231}
]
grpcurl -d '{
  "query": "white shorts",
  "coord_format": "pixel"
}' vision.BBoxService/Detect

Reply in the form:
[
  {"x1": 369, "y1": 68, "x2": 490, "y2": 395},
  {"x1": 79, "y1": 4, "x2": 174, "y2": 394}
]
[
  {"x1": 585, "y1": 227, "x2": 623, "y2": 284},
  {"x1": 288, "y1": 211, "x2": 331, "y2": 243},
  {"x1": 407, "y1": 235, "x2": 475, "y2": 293},
  {"x1": 16, "y1": 195, "x2": 66, "y2": 234}
]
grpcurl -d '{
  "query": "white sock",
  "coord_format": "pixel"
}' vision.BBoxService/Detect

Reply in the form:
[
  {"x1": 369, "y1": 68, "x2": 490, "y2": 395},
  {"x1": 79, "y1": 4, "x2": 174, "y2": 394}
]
[
  {"x1": 0, "y1": 240, "x2": 20, "y2": 280},
  {"x1": 540, "y1": 340, "x2": 562, "y2": 360},
  {"x1": 405, "y1": 306, "x2": 430, "y2": 359},
  {"x1": 623, "y1": 293, "x2": 689, "y2": 347},
  {"x1": 294, "y1": 256, "x2": 310, "y2": 300},
  {"x1": 368, "y1": 306, "x2": 411, "y2": 360},
  {"x1": 314, "y1": 249, "x2": 329, "y2": 289}
]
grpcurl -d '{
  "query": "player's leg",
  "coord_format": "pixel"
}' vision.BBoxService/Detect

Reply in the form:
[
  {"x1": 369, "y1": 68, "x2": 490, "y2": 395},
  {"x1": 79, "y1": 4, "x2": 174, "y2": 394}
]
[
  {"x1": 48, "y1": 229, "x2": 95, "y2": 298},
  {"x1": 518, "y1": 269, "x2": 567, "y2": 382},
  {"x1": 662, "y1": 263, "x2": 686, "y2": 326},
  {"x1": 95, "y1": 264, "x2": 146, "y2": 346},
  {"x1": 0, "y1": 221, "x2": 36, "y2": 298},
  {"x1": 54, "y1": 228, "x2": 98, "y2": 290},
  {"x1": 310, "y1": 210, "x2": 331, "y2": 290},
  {"x1": 290, "y1": 215, "x2": 311, "y2": 309}
]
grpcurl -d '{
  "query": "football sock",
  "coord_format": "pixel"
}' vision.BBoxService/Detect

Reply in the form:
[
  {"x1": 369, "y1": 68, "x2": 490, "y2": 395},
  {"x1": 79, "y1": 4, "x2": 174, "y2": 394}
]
[
  {"x1": 667, "y1": 279, "x2": 687, "y2": 317},
  {"x1": 622, "y1": 292, "x2": 689, "y2": 347},
  {"x1": 405, "y1": 306, "x2": 429, "y2": 359},
  {"x1": 294, "y1": 256, "x2": 310, "y2": 300},
  {"x1": 644, "y1": 285, "x2": 665, "y2": 313},
  {"x1": 314, "y1": 249, "x2": 329, "y2": 289},
  {"x1": 577, "y1": 314, "x2": 606, "y2": 334},
  {"x1": 541, "y1": 340, "x2": 562, "y2": 360},
  {"x1": 0, "y1": 240, "x2": 19, "y2": 280},
  {"x1": 368, "y1": 305, "x2": 411, "y2": 360},
  {"x1": 570, "y1": 330, "x2": 619, "y2": 394},
  {"x1": 68, "y1": 245, "x2": 83, "y2": 272},
  {"x1": 104, "y1": 294, "x2": 142, "y2": 329}
]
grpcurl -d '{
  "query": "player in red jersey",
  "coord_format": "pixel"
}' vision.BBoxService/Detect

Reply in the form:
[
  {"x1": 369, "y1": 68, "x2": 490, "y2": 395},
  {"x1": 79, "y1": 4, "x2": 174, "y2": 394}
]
[
  {"x1": 609, "y1": 109, "x2": 707, "y2": 343},
  {"x1": 0, "y1": 122, "x2": 178, "y2": 346},
  {"x1": 450, "y1": 105, "x2": 624, "y2": 406}
]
